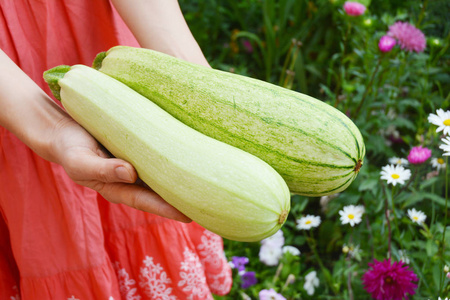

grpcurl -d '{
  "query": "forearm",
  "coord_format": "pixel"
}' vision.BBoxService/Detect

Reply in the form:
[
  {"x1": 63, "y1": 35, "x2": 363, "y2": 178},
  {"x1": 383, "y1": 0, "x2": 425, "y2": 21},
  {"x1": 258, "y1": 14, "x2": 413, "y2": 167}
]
[
  {"x1": 111, "y1": 0, "x2": 209, "y2": 66},
  {"x1": 0, "y1": 49, "x2": 68, "y2": 163}
]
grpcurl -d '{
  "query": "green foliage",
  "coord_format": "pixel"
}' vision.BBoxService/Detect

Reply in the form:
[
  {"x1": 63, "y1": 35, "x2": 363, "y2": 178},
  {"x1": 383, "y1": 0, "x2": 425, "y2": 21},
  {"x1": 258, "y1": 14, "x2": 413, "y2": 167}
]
[{"x1": 180, "y1": 0, "x2": 450, "y2": 298}]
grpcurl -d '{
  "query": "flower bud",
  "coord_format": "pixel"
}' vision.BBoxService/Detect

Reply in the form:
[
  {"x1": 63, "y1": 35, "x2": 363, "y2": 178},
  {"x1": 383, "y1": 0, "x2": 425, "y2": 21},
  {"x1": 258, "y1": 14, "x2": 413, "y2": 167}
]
[
  {"x1": 343, "y1": 1, "x2": 366, "y2": 16},
  {"x1": 378, "y1": 36, "x2": 396, "y2": 53}
]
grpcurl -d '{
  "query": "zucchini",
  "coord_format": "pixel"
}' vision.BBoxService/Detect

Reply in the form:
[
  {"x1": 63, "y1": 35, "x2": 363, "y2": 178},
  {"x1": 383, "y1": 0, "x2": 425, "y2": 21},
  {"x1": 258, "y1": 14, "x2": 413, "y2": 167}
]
[
  {"x1": 43, "y1": 65, "x2": 290, "y2": 242},
  {"x1": 94, "y1": 46, "x2": 365, "y2": 196}
]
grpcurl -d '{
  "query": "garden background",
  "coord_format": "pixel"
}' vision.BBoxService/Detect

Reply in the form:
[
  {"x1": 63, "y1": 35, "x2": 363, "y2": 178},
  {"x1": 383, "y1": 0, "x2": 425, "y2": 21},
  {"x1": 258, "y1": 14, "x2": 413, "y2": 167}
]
[{"x1": 178, "y1": 0, "x2": 450, "y2": 299}]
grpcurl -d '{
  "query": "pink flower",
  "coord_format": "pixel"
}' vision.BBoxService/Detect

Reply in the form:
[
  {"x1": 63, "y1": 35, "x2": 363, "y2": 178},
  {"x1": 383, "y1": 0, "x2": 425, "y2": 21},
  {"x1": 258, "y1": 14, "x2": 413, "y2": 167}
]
[
  {"x1": 362, "y1": 259, "x2": 418, "y2": 300},
  {"x1": 387, "y1": 21, "x2": 426, "y2": 53},
  {"x1": 343, "y1": 1, "x2": 366, "y2": 16},
  {"x1": 378, "y1": 35, "x2": 397, "y2": 52},
  {"x1": 407, "y1": 146, "x2": 432, "y2": 164}
]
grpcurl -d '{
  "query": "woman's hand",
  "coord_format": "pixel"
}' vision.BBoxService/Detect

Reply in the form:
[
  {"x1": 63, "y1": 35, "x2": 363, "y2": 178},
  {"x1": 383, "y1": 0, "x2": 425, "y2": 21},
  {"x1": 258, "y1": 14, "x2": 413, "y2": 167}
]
[
  {"x1": 0, "y1": 49, "x2": 190, "y2": 223},
  {"x1": 50, "y1": 117, "x2": 191, "y2": 223}
]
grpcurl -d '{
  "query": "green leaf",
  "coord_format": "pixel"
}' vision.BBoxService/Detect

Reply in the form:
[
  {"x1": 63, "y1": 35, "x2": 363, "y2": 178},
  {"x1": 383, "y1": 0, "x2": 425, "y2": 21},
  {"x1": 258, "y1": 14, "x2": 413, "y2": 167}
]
[
  {"x1": 419, "y1": 177, "x2": 440, "y2": 190},
  {"x1": 426, "y1": 239, "x2": 438, "y2": 257},
  {"x1": 391, "y1": 117, "x2": 416, "y2": 131},
  {"x1": 358, "y1": 178, "x2": 379, "y2": 192}
]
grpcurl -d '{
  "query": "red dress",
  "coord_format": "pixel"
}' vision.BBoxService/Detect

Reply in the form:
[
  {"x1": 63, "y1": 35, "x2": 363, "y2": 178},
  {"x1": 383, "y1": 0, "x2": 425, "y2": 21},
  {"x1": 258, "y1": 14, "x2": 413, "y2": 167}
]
[{"x1": 0, "y1": 0, "x2": 232, "y2": 299}]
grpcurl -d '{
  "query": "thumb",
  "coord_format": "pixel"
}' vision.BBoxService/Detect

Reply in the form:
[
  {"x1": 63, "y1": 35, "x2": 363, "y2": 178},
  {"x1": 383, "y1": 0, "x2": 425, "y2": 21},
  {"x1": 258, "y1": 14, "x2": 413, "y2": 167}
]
[{"x1": 64, "y1": 148, "x2": 137, "y2": 184}]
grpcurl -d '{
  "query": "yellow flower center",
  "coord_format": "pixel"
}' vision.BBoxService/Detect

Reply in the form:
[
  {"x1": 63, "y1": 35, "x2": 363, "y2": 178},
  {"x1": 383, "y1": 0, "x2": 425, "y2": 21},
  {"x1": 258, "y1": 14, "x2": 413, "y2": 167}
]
[
  {"x1": 305, "y1": 220, "x2": 312, "y2": 225},
  {"x1": 438, "y1": 158, "x2": 445, "y2": 164},
  {"x1": 413, "y1": 216, "x2": 418, "y2": 220},
  {"x1": 348, "y1": 214, "x2": 354, "y2": 220},
  {"x1": 391, "y1": 174, "x2": 400, "y2": 179},
  {"x1": 443, "y1": 119, "x2": 450, "y2": 126}
]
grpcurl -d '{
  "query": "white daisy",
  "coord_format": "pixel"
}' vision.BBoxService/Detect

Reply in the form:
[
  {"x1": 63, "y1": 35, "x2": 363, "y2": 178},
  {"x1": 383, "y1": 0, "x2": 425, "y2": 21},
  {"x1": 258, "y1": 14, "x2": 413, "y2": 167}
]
[
  {"x1": 388, "y1": 157, "x2": 409, "y2": 166},
  {"x1": 440, "y1": 136, "x2": 450, "y2": 156},
  {"x1": 431, "y1": 157, "x2": 446, "y2": 171},
  {"x1": 428, "y1": 108, "x2": 450, "y2": 135},
  {"x1": 339, "y1": 205, "x2": 365, "y2": 227},
  {"x1": 407, "y1": 208, "x2": 426, "y2": 225},
  {"x1": 296, "y1": 215, "x2": 321, "y2": 230},
  {"x1": 380, "y1": 164, "x2": 411, "y2": 186}
]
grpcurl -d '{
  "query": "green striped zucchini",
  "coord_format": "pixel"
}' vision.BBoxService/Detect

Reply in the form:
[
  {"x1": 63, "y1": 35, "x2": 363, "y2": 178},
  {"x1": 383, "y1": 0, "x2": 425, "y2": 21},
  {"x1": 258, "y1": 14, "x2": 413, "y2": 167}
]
[
  {"x1": 44, "y1": 65, "x2": 290, "y2": 242},
  {"x1": 94, "y1": 46, "x2": 365, "y2": 196}
]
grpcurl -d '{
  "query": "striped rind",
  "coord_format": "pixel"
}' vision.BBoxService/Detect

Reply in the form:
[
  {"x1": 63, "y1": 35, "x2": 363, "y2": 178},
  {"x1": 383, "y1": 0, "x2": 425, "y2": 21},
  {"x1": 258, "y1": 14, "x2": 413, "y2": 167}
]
[
  {"x1": 58, "y1": 65, "x2": 291, "y2": 242},
  {"x1": 99, "y1": 46, "x2": 365, "y2": 196}
]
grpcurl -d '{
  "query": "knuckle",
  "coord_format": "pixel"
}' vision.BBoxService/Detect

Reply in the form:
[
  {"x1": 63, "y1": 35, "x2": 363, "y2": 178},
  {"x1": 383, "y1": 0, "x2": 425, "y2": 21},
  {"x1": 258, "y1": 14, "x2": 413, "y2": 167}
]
[
  {"x1": 129, "y1": 189, "x2": 147, "y2": 211},
  {"x1": 97, "y1": 166, "x2": 111, "y2": 183}
]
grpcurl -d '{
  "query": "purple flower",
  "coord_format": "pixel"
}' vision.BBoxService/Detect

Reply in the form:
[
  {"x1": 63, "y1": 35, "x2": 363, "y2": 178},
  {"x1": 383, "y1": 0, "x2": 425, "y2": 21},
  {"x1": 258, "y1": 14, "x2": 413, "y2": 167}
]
[
  {"x1": 230, "y1": 256, "x2": 249, "y2": 272},
  {"x1": 379, "y1": 35, "x2": 397, "y2": 52},
  {"x1": 241, "y1": 271, "x2": 258, "y2": 289},
  {"x1": 407, "y1": 146, "x2": 432, "y2": 164},
  {"x1": 362, "y1": 259, "x2": 418, "y2": 300},
  {"x1": 343, "y1": 1, "x2": 366, "y2": 16},
  {"x1": 387, "y1": 21, "x2": 426, "y2": 53},
  {"x1": 259, "y1": 288, "x2": 286, "y2": 300}
]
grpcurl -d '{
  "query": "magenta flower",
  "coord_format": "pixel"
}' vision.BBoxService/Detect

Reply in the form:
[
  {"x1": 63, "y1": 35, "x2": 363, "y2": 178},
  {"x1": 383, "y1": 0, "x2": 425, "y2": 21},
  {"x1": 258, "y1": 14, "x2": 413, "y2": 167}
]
[
  {"x1": 379, "y1": 35, "x2": 397, "y2": 52},
  {"x1": 407, "y1": 146, "x2": 432, "y2": 164},
  {"x1": 387, "y1": 21, "x2": 426, "y2": 53},
  {"x1": 241, "y1": 271, "x2": 258, "y2": 289},
  {"x1": 259, "y1": 288, "x2": 286, "y2": 300},
  {"x1": 343, "y1": 1, "x2": 366, "y2": 16},
  {"x1": 362, "y1": 259, "x2": 418, "y2": 300},
  {"x1": 242, "y1": 39, "x2": 254, "y2": 53}
]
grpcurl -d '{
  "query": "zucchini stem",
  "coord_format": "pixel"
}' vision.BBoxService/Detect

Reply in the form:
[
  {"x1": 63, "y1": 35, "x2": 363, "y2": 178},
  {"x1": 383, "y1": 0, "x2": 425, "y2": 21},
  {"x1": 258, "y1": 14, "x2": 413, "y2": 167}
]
[
  {"x1": 278, "y1": 210, "x2": 288, "y2": 224},
  {"x1": 92, "y1": 52, "x2": 107, "y2": 70},
  {"x1": 43, "y1": 65, "x2": 71, "y2": 101}
]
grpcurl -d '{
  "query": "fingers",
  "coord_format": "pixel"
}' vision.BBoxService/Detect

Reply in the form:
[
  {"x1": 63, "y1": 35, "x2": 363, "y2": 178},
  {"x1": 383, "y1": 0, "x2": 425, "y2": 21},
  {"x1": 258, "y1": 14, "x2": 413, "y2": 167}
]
[
  {"x1": 61, "y1": 144, "x2": 191, "y2": 223},
  {"x1": 64, "y1": 148, "x2": 137, "y2": 184},
  {"x1": 95, "y1": 181, "x2": 192, "y2": 223}
]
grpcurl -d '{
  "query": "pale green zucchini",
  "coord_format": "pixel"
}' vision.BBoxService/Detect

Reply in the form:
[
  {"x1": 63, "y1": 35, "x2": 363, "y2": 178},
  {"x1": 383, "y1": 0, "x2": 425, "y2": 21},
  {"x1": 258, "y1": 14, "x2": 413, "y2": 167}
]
[
  {"x1": 94, "y1": 46, "x2": 365, "y2": 196},
  {"x1": 43, "y1": 65, "x2": 290, "y2": 242}
]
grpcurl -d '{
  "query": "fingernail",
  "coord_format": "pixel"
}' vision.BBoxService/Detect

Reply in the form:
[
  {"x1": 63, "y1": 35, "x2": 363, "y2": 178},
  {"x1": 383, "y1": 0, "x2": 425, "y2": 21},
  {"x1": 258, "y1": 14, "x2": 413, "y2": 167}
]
[{"x1": 115, "y1": 166, "x2": 133, "y2": 182}]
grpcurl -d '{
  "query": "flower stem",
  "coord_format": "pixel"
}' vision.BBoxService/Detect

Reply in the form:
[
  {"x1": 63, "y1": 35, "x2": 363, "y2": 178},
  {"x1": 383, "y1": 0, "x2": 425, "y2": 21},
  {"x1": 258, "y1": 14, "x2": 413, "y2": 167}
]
[
  {"x1": 439, "y1": 157, "x2": 449, "y2": 295},
  {"x1": 443, "y1": 157, "x2": 448, "y2": 252},
  {"x1": 334, "y1": 22, "x2": 351, "y2": 107},
  {"x1": 385, "y1": 196, "x2": 392, "y2": 259},
  {"x1": 304, "y1": 231, "x2": 338, "y2": 295},
  {"x1": 353, "y1": 56, "x2": 382, "y2": 118},
  {"x1": 273, "y1": 262, "x2": 283, "y2": 284},
  {"x1": 347, "y1": 229, "x2": 354, "y2": 300},
  {"x1": 416, "y1": 0, "x2": 428, "y2": 27}
]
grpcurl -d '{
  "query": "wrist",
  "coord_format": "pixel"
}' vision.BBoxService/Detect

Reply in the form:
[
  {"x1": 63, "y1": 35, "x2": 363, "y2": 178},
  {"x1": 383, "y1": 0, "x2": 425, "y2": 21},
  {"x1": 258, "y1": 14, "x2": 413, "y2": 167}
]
[
  {"x1": 0, "y1": 50, "x2": 70, "y2": 163},
  {"x1": 18, "y1": 92, "x2": 71, "y2": 164}
]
